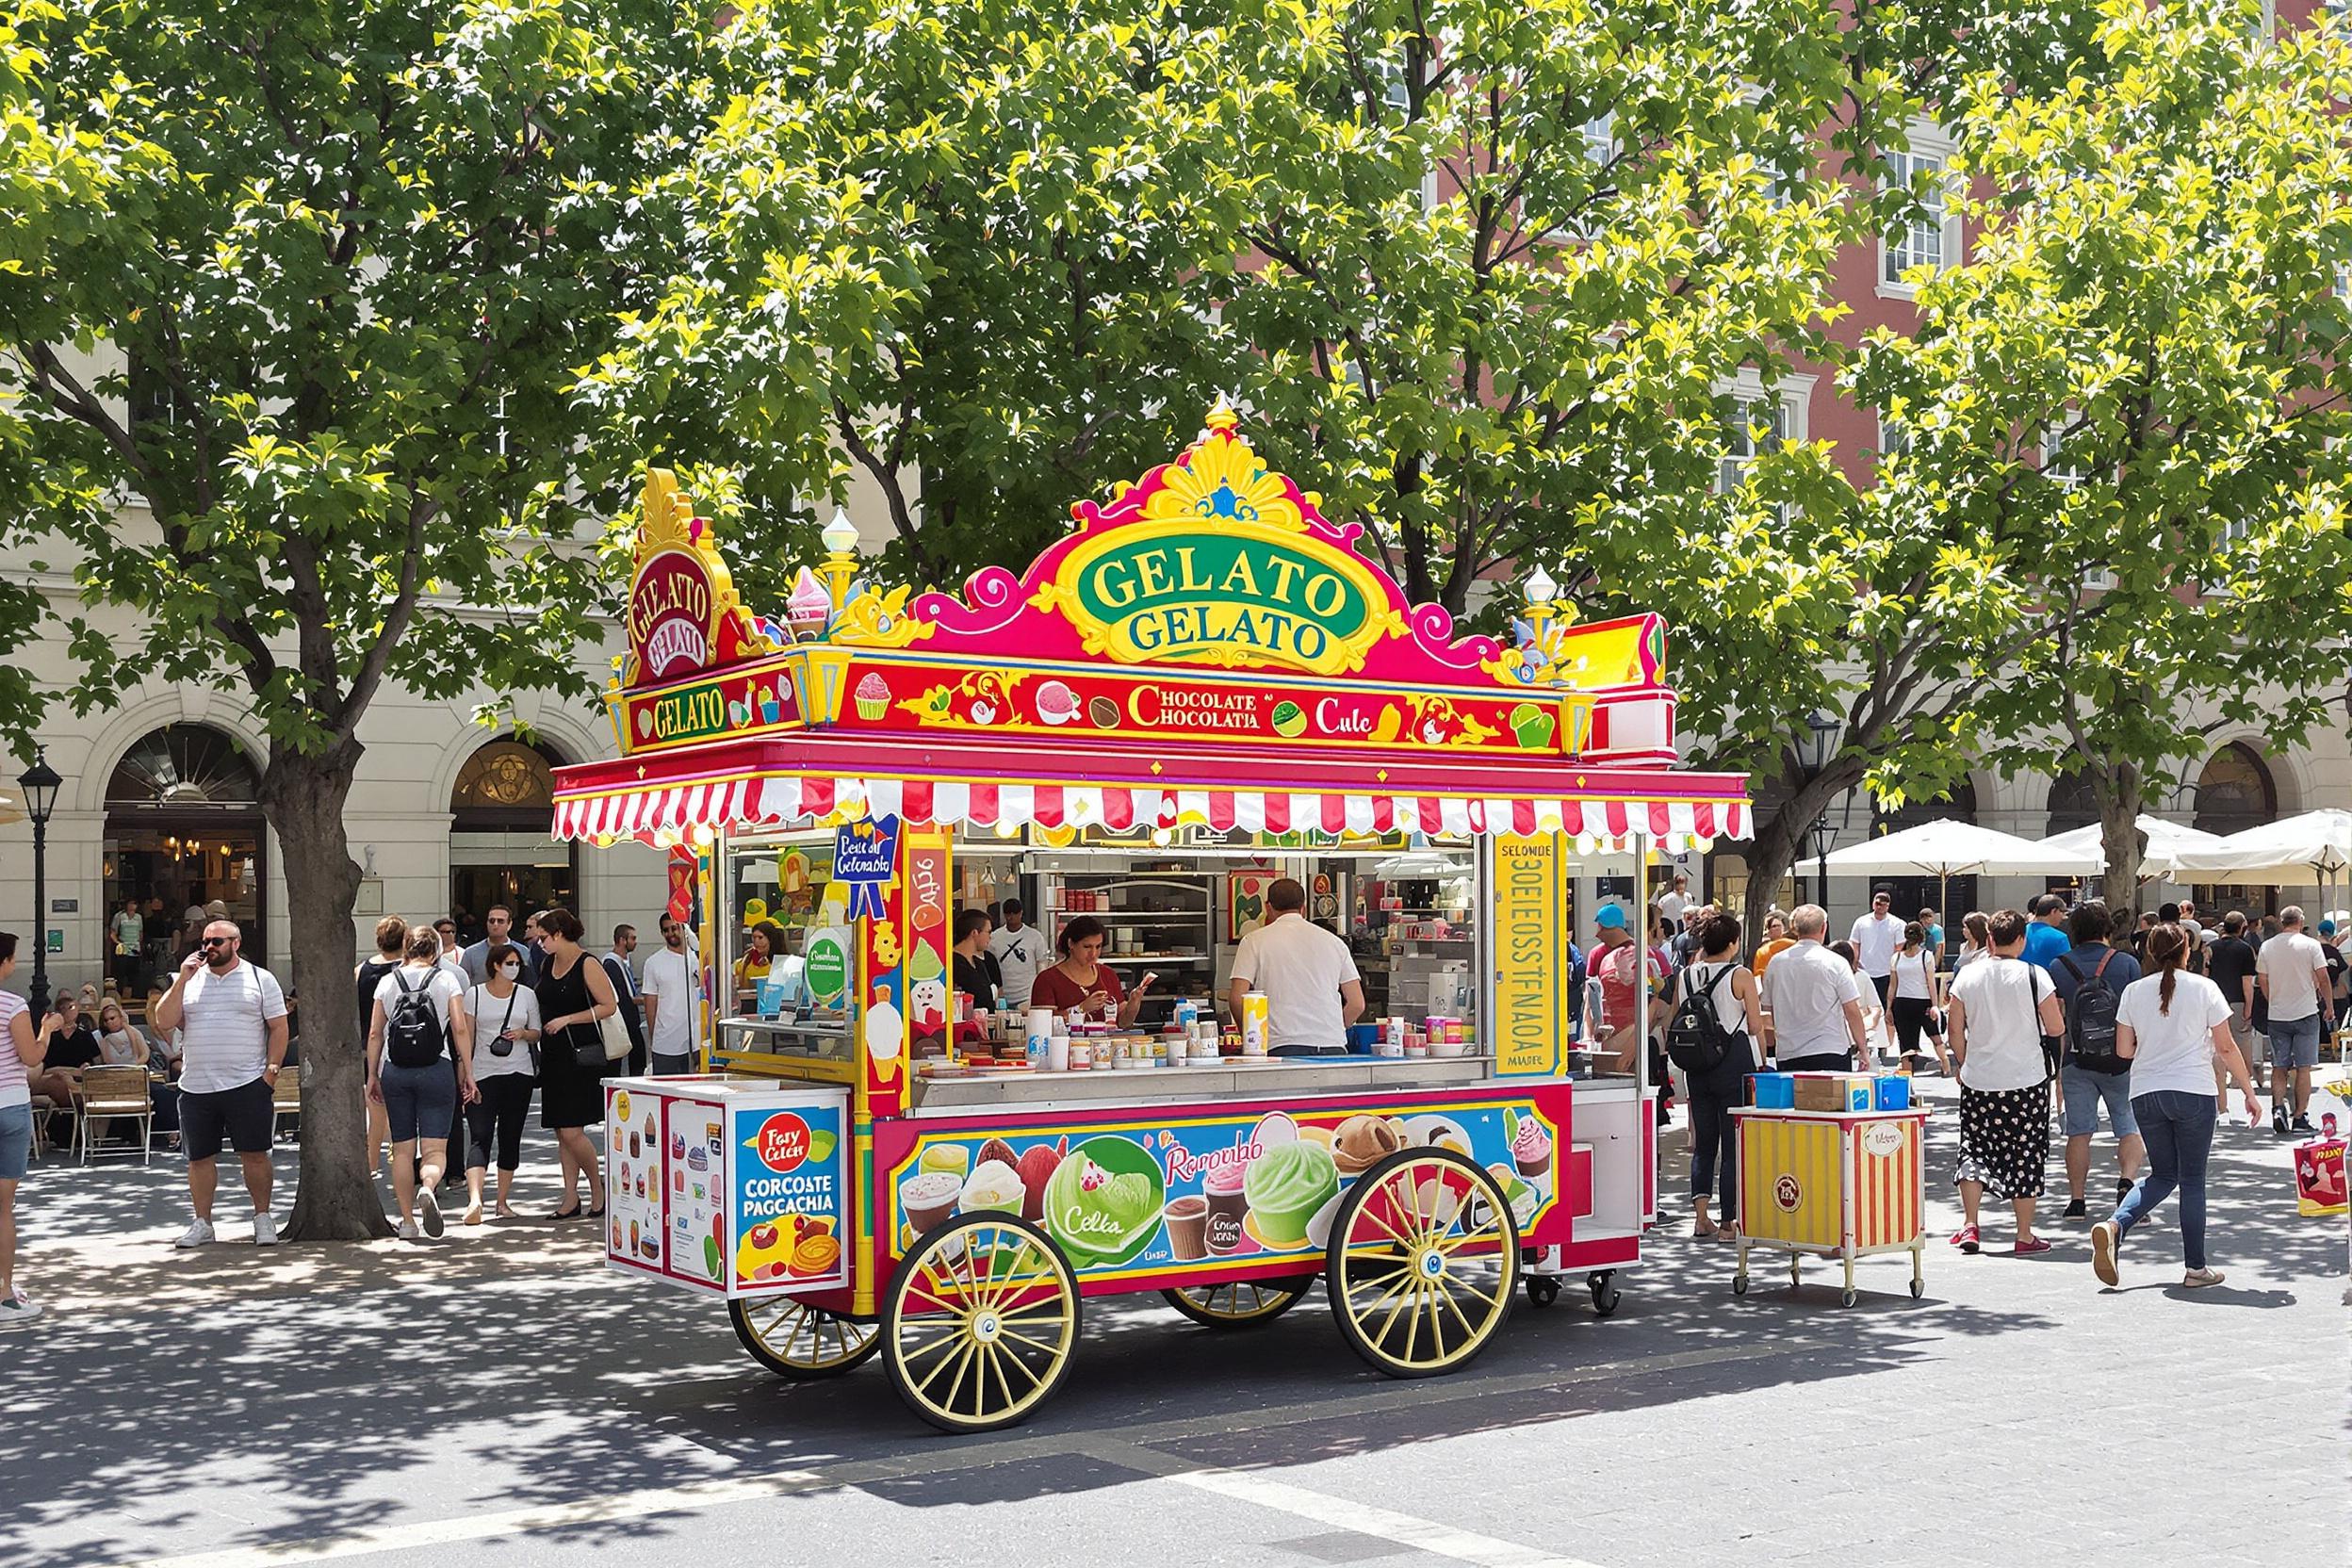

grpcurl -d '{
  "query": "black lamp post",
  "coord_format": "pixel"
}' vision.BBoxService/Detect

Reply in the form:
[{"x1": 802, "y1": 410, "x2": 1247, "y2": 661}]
[
  {"x1": 1802, "y1": 709, "x2": 1842, "y2": 907},
  {"x1": 18, "y1": 749, "x2": 62, "y2": 1016}
]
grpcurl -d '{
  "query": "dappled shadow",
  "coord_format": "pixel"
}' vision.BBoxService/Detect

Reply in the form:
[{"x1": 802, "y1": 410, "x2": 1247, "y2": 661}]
[{"x1": 2, "y1": 1072, "x2": 2344, "y2": 1557}]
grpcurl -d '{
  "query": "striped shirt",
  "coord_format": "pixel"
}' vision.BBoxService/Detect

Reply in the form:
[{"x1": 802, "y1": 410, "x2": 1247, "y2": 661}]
[
  {"x1": 0, "y1": 990, "x2": 26, "y2": 1107},
  {"x1": 177, "y1": 960, "x2": 287, "y2": 1094}
]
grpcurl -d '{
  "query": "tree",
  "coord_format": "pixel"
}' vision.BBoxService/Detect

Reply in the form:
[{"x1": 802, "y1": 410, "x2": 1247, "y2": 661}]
[
  {"x1": 0, "y1": 0, "x2": 699, "y2": 1238},
  {"x1": 1849, "y1": 0, "x2": 2352, "y2": 902},
  {"x1": 578, "y1": 0, "x2": 1253, "y2": 595}
]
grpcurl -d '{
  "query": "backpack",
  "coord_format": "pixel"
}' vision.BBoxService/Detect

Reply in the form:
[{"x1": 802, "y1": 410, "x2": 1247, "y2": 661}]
[
  {"x1": 2057, "y1": 950, "x2": 2124, "y2": 1074},
  {"x1": 384, "y1": 970, "x2": 447, "y2": 1069},
  {"x1": 1665, "y1": 963, "x2": 1739, "y2": 1074}
]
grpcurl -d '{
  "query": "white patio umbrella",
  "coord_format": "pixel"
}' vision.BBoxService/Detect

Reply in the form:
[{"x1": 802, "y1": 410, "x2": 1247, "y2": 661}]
[
  {"x1": 2037, "y1": 816, "x2": 2227, "y2": 882},
  {"x1": 2168, "y1": 808, "x2": 2352, "y2": 914},
  {"x1": 1821, "y1": 819, "x2": 2102, "y2": 913}
]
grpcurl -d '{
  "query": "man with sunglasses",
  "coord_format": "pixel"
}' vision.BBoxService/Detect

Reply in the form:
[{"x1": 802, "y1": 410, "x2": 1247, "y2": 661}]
[{"x1": 155, "y1": 920, "x2": 288, "y2": 1247}]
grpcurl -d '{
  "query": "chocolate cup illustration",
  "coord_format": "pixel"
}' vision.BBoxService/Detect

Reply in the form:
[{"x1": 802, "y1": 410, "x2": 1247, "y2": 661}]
[
  {"x1": 1164, "y1": 1195, "x2": 1210, "y2": 1260},
  {"x1": 1202, "y1": 1169, "x2": 1248, "y2": 1255}
]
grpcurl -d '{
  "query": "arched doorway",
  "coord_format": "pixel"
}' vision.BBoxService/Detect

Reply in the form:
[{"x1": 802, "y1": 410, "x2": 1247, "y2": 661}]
[
  {"x1": 1872, "y1": 776, "x2": 1981, "y2": 927},
  {"x1": 105, "y1": 724, "x2": 267, "y2": 981},
  {"x1": 2191, "y1": 742, "x2": 2277, "y2": 914},
  {"x1": 2045, "y1": 771, "x2": 2099, "y2": 837},
  {"x1": 448, "y1": 738, "x2": 576, "y2": 940}
]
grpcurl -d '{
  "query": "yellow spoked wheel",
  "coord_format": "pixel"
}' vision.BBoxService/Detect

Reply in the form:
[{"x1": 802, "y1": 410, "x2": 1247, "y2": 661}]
[
  {"x1": 1326, "y1": 1149, "x2": 1518, "y2": 1379},
  {"x1": 727, "y1": 1298, "x2": 881, "y2": 1380},
  {"x1": 882, "y1": 1213, "x2": 1081, "y2": 1433},
  {"x1": 1161, "y1": 1275, "x2": 1316, "y2": 1330}
]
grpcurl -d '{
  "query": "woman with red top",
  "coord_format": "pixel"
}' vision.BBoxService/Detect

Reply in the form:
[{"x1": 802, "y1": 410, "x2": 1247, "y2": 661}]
[{"x1": 1027, "y1": 916, "x2": 1153, "y2": 1026}]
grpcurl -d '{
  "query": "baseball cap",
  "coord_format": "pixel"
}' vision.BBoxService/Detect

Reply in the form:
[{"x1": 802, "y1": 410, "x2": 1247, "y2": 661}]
[
  {"x1": 1594, "y1": 905, "x2": 1628, "y2": 931},
  {"x1": 2323, "y1": 920, "x2": 2338, "y2": 937}
]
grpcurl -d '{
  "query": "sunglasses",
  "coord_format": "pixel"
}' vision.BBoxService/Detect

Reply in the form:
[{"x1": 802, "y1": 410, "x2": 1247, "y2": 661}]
[{"x1": 201, "y1": 936, "x2": 235, "y2": 949}]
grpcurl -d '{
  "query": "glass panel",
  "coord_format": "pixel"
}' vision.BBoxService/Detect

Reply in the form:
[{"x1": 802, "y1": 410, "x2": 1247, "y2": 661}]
[
  {"x1": 2193, "y1": 742, "x2": 2274, "y2": 836},
  {"x1": 451, "y1": 740, "x2": 556, "y2": 811},
  {"x1": 106, "y1": 725, "x2": 258, "y2": 808}
]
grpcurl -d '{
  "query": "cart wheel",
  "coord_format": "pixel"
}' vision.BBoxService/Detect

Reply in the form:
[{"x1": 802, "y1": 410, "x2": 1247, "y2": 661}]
[
  {"x1": 1163, "y1": 1276, "x2": 1315, "y2": 1329},
  {"x1": 1840, "y1": 1289, "x2": 1858, "y2": 1308},
  {"x1": 1908, "y1": 1278, "x2": 1924, "y2": 1299},
  {"x1": 1587, "y1": 1271, "x2": 1622, "y2": 1318},
  {"x1": 1525, "y1": 1275, "x2": 1561, "y2": 1309},
  {"x1": 1733, "y1": 1273, "x2": 1749, "y2": 1296},
  {"x1": 1326, "y1": 1149, "x2": 1517, "y2": 1379},
  {"x1": 881, "y1": 1213, "x2": 1080, "y2": 1434},
  {"x1": 728, "y1": 1298, "x2": 880, "y2": 1380}
]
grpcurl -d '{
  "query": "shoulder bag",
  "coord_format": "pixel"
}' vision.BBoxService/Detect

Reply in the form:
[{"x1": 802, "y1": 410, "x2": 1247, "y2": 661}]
[{"x1": 573, "y1": 959, "x2": 631, "y2": 1068}]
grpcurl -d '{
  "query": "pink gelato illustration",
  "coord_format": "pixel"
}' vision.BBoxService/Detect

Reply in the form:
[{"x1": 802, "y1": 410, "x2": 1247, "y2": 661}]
[
  {"x1": 787, "y1": 566, "x2": 831, "y2": 641},
  {"x1": 1035, "y1": 679, "x2": 1079, "y2": 726},
  {"x1": 1511, "y1": 1115, "x2": 1553, "y2": 1179}
]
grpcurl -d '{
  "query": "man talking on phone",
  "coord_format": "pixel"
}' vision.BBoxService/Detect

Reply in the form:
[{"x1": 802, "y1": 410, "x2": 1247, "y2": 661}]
[{"x1": 154, "y1": 919, "x2": 288, "y2": 1247}]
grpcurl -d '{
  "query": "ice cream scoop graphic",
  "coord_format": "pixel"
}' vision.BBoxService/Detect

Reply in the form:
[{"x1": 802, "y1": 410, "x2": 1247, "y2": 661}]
[
  {"x1": 1043, "y1": 1137, "x2": 1165, "y2": 1265},
  {"x1": 1244, "y1": 1139, "x2": 1340, "y2": 1248},
  {"x1": 1035, "y1": 679, "x2": 1079, "y2": 726},
  {"x1": 961, "y1": 1158, "x2": 1025, "y2": 1213}
]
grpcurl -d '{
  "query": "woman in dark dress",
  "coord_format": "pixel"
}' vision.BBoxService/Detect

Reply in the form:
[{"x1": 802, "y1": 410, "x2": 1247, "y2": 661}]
[{"x1": 533, "y1": 906, "x2": 618, "y2": 1219}]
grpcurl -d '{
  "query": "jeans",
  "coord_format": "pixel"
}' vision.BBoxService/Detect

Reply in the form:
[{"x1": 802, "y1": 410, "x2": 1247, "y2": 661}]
[
  {"x1": 1689, "y1": 1084, "x2": 1740, "y2": 1219},
  {"x1": 2112, "y1": 1089, "x2": 2217, "y2": 1270}
]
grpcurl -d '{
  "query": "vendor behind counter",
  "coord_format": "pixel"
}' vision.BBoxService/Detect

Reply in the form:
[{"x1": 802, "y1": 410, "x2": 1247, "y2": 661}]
[
  {"x1": 1227, "y1": 877, "x2": 1366, "y2": 1056},
  {"x1": 1030, "y1": 915, "x2": 1155, "y2": 1027}
]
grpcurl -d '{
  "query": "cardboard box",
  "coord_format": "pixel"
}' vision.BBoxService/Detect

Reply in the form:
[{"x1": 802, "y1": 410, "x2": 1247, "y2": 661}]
[{"x1": 1793, "y1": 1073, "x2": 1872, "y2": 1112}]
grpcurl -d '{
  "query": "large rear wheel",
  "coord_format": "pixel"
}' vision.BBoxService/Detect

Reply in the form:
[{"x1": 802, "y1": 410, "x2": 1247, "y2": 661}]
[
  {"x1": 1326, "y1": 1150, "x2": 1517, "y2": 1378},
  {"x1": 882, "y1": 1213, "x2": 1080, "y2": 1433}
]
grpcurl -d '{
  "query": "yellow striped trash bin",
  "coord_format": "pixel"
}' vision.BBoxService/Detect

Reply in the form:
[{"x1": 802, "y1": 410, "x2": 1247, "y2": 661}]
[{"x1": 1729, "y1": 1107, "x2": 1929, "y2": 1306}]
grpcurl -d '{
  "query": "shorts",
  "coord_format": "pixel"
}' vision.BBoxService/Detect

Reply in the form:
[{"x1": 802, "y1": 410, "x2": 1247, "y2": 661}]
[
  {"x1": 0, "y1": 1102, "x2": 31, "y2": 1180},
  {"x1": 2267, "y1": 1014, "x2": 2323, "y2": 1071},
  {"x1": 380, "y1": 1058, "x2": 458, "y2": 1145},
  {"x1": 181, "y1": 1078, "x2": 275, "y2": 1162},
  {"x1": 650, "y1": 1052, "x2": 695, "y2": 1077},
  {"x1": 2226, "y1": 1004, "x2": 2254, "y2": 1053},
  {"x1": 2060, "y1": 1064, "x2": 2138, "y2": 1139}
]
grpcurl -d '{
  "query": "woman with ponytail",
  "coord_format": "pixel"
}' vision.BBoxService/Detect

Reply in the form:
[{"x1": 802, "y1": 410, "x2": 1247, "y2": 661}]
[{"x1": 2092, "y1": 923, "x2": 2260, "y2": 1290}]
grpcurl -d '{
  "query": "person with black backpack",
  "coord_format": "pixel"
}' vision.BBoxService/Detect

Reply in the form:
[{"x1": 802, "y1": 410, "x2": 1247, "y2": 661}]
[
  {"x1": 366, "y1": 923, "x2": 476, "y2": 1240},
  {"x1": 2050, "y1": 901, "x2": 2145, "y2": 1220},
  {"x1": 1666, "y1": 911, "x2": 1764, "y2": 1243}
]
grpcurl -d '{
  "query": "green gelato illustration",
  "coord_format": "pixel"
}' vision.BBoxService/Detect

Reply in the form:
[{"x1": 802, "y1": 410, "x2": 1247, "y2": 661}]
[
  {"x1": 1044, "y1": 1136, "x2": 1167, "y2": 1266},
  {"x1": 1509, "y1": 702, "x2": 1556, "y2": 750},
  {"x1": 1271, "y1": 700, "x2": 1308, "y2": 738},
  {"x1": 1244, "y1": 1140, "x2": 1340, "y2": 1248},
  {"x1": 907, "y1": 939, "x2": 945, "y2": 982}
]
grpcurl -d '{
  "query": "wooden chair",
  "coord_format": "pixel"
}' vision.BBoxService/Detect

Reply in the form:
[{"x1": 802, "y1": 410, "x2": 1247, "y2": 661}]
[
  {"x1": 270, "y1": 1065, "x2": 302, "y2": 1142},
  {"x1": 76, "y1": 1066, "x2": 155, "y2": 1166}
]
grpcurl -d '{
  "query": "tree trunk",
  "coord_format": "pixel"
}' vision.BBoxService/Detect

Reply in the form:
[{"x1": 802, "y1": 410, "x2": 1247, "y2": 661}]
[
  {"x1": 1738, "y1": 759, "x2": 1866, "y2": 953},
  {"x1": 2095, "y1": 760, "x2": 2146, "y2": 913},
  {"x1": 263, "y1": 747, "x2": 392, "y2": 1242}
]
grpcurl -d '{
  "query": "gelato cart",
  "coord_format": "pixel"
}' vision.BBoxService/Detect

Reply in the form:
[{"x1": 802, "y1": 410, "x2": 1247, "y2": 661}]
[
  {"x1": 1730, "y1": 1096, "x2": 1930, "y2": 1306},
  {"x1": 564, "y1": 407, "x2": 1752, "y2": 1430}
]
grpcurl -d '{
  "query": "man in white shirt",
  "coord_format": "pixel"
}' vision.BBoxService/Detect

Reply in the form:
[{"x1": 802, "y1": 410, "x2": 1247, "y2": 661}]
[
  {"x1": 1227, "y1": 878, "x2": 1365, "y2": 1055},
  {"x1": 989, "y1": 898, "x2": 1046, "y2": 1012},
  {"x1": 153, "y1": 920, "x2": 288, "y2": 1247},
  {"x1": 1849, "y1": 890, "x2": 1903, "y2": 1011},
  {"x1": 2256, "y1": 906, "x2": 2336, "y2": 1135},
  {"x1": 1763, "y1": 905, "x2": 1869, "y2": 1072},
  {"x1": 1656, "y1": 874, "x2": 1690, "y2": 925},
  {"x1": 641, "y1": 916, "x2": 699, "y2": 1075}
]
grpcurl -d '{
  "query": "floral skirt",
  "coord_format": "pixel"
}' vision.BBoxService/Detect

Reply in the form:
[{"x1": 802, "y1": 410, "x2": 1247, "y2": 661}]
[{"x1": 1955, "y1": 1082, "x2": 2051, "y2": 1200}]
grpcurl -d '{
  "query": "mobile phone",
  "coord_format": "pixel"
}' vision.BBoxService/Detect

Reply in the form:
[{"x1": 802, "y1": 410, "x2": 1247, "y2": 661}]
[{"x1": 1142, "y1": 972, "x2": 1158, "y2": 988}]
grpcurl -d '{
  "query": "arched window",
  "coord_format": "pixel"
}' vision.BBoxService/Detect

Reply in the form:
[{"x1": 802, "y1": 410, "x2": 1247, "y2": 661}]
[
  {"x1": 107, "y1": 724, "x2": 259, "y2": 809},
  {"x1": 1873, "y1": 775, "x2": 1978, "y2": 835},
  {"x1": 2192, "y1": 743, "x2": 2275, "y2": 838},
  {"x1": 450, "y1": 739, "x2": 561, "y2": 828},
  {"x1": 2045, "y1": 771, "x2": 2099, "y2": 837},
  {"x1": 103, "y1": 724, "x2": 266, "y2": 969}
]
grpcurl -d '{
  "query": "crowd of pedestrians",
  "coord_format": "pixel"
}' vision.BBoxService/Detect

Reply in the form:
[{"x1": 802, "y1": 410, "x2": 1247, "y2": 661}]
[{"x1": 1627, "y1": 883, "x2": 2344, "y2": 1291}]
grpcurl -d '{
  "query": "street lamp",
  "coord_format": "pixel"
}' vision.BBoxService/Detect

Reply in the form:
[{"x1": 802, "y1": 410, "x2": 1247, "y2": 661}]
[
  {"x1": 1802, "y1": 710, "x2": 1842, "y2": 907},
  {"x1": 17, "y1": 749, "x2": 62, "y2": 1015}
]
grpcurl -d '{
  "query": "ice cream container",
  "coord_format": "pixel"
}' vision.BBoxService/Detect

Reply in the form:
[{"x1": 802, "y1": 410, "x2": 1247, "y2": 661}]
[
  {"x1": 1202, "y1": 1168, "x2": 1248, "y2": 1254},
  {"x1": 1068, "y1": 1040, "x2": 1093, "y2": 1071},
  {"x1": 1373, "y1": 1034, "x2": 1404, "y2": 1058},
  {"x1": 1751, "y1": 1072, "x2": 1797, "y2": 1109},
  {"x1": 1164, "y1": 1195, "x2": 1210, "y2": 1260},
  {"x1": 902, "y1": 1171, "x2": 960, "y2": 1233},
  {"x1": 1046, "y1": 1036, "x2": 1070, "y2": 1072},
  {"x1": 1405, "y1": 1043, "x2": 1429, "y2": 1058},
  {"x1": 1873, "y1": 1074, "x2": 1911, "y2": 1111},
  {"x1": 1240, "y1": 992, "x2": 1269, "y2": 1057}
]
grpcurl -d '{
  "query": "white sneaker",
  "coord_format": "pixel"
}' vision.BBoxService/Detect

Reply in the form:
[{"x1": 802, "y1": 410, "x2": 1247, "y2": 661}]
[
  {"x1": 418, "y1": 1187, "x2": 443, "y2": 1239},
  {"x1": 2182, "y1": 1266, "x2": 2226, "y2": 1288},
  {"x1": 175, "y1": 1217, "x2": 216, "y2": 1249},
  {"x1": 0, "y1": 1292, "x2": 41, "y2": 1325},
  {"x1": 252, "y1": 1211, "x2": 277, "y2": 1247},
  {"x1": 396, "y1": 1218, "x2": 422, "y2": 1240}
]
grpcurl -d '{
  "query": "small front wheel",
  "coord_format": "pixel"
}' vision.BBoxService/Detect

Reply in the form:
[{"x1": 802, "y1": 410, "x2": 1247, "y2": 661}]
[
  {"x1": 882, "y1": 1213, "x2": 1080, "y2": 1433},
  {"x1": 1587, "y1": 1271, "x2": 1622, "y2": 1318},
  {"x1": 1163, "y1": 1276, "x2": 1314, "y2": 1329},
  {"x1": 1526, "y1": 1275, "x2": 1561, "y2": 1309},
  {"x1": 1908, "y1": 1278, "x2": 1924, "y2": 1300},
  {"x1": 1840, "y1": 1289, "x2": 1859, "y2": 1308},
  {"x1": 1732, "y1": 1274, "x2": 1750, "y2": 1297},
  {"x1": 728, "y1": 1298, "x2": 879, "y2": 1380}
]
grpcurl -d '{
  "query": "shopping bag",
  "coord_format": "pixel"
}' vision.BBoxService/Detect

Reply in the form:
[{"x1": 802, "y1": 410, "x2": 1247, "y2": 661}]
[{"x1": 2294, "y1": 1114, "x2": 2347, "y2": 1217}]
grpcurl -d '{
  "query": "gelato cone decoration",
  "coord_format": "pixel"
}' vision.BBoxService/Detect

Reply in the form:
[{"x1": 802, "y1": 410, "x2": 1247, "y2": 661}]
[
  {"x1": 787, "y1": 565, "x2": 832, "y2": 641},
  {"x1": 1331, "y1": 1113, "x2": 1403, "y2": 1175},
  {"x1": 855, "y1": 670, "x2": 890, "y2": 720},
  {"x1": 1510, "y1": 1111, "x2": 1554, "y2": 1178}
]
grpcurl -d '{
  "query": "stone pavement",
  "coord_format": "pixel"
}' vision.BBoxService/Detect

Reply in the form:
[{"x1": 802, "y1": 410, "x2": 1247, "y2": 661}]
[{"x1": 1, "y1": 1070, "x2": 2344, "y2": 1568}]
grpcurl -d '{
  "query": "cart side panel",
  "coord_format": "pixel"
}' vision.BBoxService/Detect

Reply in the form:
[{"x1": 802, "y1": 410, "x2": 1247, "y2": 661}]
[
  {"x1": 872, "y1": 1082, "x2": 1576, "y2": 1293},
  {"x1": 1737, "y1": 1113, "x2": 1846, "y2": 1251},
  {"x1": 1847, "y1": 1113, "x2": 1926, "y2": 1251}
]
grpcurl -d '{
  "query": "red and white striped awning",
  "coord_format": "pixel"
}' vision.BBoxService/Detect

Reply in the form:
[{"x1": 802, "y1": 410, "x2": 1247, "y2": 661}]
[
  {"x1": 553, "y1": 736, "x2": 1749, "y2": 850},
  {"x1": 554, "y1": 774, "x2": 1747, "y2": 843}
]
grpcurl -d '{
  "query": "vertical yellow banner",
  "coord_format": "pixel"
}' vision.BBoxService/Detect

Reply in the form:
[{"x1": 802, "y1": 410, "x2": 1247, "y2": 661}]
[{"x1": 1493, "y1": 833, "x2": 1565, "y2": 1077}]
